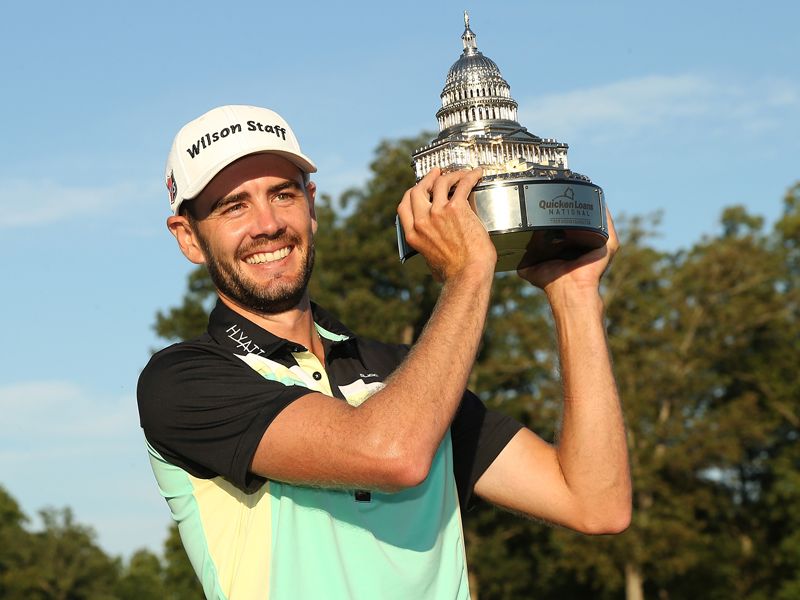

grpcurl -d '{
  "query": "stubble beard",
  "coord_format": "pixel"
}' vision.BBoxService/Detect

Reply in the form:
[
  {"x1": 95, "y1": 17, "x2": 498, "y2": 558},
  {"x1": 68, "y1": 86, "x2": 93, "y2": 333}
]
[{"x1": 198, "y1": 231, "x2": 315, "y2": 315}]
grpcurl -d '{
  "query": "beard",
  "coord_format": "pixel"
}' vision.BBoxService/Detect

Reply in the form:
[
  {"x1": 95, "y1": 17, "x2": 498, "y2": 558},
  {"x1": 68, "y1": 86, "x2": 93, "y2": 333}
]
[{"x1": 197, "y1": 230, "x2": 315, "y2": 315}]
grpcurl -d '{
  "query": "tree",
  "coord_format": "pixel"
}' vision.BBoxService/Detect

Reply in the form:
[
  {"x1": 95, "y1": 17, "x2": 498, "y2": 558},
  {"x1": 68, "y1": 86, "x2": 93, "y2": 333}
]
[
  {"x1": 155, "y1": 266, "x2": 216, "y2": 342},
  {"x1": 0, "y1": 485, "x2": 31, "y2": 597},
  {"x1": 2, "y1": 507, "x2": 119, "y2": 600},
  {"x1": 745, "y1": 183, "x2": 800, "y2": 600},
  {"x1": 0, "y1": 486, "x2": 202, "y2": 600},
  {"x1": 115, "y1": 549, "x2": 167, "y2": 600}
]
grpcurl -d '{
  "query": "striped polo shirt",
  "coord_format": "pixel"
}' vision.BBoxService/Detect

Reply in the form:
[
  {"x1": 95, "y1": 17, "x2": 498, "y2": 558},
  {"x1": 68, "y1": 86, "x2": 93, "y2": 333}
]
[{"x1": 138, "y1": 300, "x2": 521, "y2": 599}]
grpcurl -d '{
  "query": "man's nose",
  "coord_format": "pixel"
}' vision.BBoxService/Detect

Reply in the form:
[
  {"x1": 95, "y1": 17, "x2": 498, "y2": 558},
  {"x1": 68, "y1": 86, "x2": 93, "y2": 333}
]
[{"x1": 249, "y1": 201, "x2": 286, "y2": 237}]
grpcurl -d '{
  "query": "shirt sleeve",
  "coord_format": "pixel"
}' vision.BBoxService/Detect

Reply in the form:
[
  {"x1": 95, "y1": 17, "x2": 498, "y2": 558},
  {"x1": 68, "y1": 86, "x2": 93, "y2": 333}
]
[
  {"x1": 450, "y1": 390, "x2": 524, "y2": 511},
  {"x1": 137, "y1": 341, "x2": 312, "y2": 492}
]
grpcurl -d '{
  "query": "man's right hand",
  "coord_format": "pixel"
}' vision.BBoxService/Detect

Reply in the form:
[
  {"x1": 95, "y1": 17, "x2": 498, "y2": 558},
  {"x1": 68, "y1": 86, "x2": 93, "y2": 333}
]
[{"x1": 397, "y1": 167, "x2": 497, "y2": 282}]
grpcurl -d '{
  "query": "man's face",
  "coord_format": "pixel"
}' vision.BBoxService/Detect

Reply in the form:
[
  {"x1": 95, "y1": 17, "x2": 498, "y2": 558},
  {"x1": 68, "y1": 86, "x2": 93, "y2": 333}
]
[{"x1": 176, "y1": 154, "x2": 317, "y2": 315}]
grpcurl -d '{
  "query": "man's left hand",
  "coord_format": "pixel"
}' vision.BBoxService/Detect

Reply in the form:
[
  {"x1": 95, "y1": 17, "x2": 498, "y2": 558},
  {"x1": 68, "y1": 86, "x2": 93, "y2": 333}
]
[{"x1": 517, "y1": 208, "x2": 619, "y2": 300}]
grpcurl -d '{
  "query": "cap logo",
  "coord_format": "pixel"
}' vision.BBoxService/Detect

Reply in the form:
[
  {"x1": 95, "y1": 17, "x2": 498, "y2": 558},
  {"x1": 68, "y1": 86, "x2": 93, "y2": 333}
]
[
  {"x1": 185, "y1": 120, "x2": 288, "y2": 160},
  {"x1": 166, "y1": 170, "x2": 178, "y2": 205}
]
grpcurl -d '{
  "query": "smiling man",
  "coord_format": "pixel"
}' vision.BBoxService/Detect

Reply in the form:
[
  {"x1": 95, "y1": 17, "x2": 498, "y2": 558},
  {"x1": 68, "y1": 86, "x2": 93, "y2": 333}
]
[{"x1": 138, "y1": 104, "x2": 631, "y2": 600}]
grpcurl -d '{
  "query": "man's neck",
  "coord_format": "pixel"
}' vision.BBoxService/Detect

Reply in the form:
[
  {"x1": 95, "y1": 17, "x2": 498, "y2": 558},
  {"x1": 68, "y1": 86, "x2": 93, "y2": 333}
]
[{"x1": 218, "y1": 293, "x2": 324, "y2": 364}]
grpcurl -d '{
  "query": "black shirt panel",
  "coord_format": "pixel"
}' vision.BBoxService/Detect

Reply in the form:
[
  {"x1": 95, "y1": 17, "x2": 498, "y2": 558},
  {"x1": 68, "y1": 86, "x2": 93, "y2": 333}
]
[
  {"x1": 137, "y1": 338, "x2": 311, "y2": 492},
  {"x1": 451, "y1": 391, "x2": 524, "y2": 510}
]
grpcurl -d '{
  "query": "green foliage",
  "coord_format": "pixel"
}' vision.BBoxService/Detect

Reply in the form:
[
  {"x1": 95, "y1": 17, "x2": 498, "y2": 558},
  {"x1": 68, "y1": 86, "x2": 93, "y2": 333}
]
[
  {"x1": 776, "y1": 182, "x2": 800, "y2": 262},
  {"x1": 154, "y1": 267, "x2": 217, "y2": 342},
  {"x1": 114, "y1": 549, "x2": 166, "y2": 600},
  {"x1": 2, "y1": 507, "x2": 119, "y2": 600},
  {"x1": 0, "y1": 485, "x2": 29, "y2": 597},
  {"x1": 0, "y1": 486, "x2": 206, "y2": 600}
]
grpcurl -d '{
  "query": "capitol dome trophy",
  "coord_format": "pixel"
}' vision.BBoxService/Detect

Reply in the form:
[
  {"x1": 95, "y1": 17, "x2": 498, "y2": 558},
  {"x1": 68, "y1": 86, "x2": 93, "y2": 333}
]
[{"x1": 398, "y1": 13, "x2": 608, "y2": 273}]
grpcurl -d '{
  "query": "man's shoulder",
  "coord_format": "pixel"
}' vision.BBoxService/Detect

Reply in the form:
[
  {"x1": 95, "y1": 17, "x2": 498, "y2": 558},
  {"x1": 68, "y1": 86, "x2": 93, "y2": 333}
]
[
  {"x1": 139, "y1": 332, "x2": 244, "y2": 387},
  {"x1": 144, "y1": 332, "x2": 219, "y2": 365}
]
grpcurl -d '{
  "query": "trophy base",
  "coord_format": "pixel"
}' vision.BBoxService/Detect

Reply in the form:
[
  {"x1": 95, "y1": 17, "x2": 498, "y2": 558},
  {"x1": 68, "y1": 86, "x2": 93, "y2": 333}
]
[
  {"x1": 398, "y1": 176, "x2": 608, "y2": 273},
  {"x1": 493, "y1": 226, "x2": 608, "y2": 271}
]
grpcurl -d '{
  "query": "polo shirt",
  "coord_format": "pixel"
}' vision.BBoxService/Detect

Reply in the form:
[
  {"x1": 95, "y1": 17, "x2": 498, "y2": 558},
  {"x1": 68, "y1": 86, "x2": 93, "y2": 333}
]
[{"x1": 138, "y1": 299, "x2": 522, "y2": 600}]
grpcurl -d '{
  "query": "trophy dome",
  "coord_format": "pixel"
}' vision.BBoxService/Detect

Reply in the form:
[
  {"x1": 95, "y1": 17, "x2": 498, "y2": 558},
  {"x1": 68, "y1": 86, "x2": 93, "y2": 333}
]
[
  {"x1": 443, "y1": 53, "x2": 508, "y2": 92},
  {"x1": 444, "y1": 51, "x2": 504, "y2": 86},
  {"x1": 436, "y1": 12, "x2": 519, "y2": 134}
]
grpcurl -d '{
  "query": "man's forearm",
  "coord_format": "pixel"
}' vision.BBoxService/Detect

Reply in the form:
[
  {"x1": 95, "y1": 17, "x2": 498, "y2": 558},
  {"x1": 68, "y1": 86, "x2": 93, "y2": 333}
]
[
  {"x1": 550, "y1": 289, "x2": 632, "y2": 527},
  {"x1": 361, "y1": 268, "x2": 494, "y2": 484}
]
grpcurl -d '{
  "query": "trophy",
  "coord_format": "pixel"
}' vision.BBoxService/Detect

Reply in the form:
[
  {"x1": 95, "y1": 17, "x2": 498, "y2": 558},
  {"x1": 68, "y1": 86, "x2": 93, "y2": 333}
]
[{"x1": 398, "y1": 12, "x2": 608, "y2": 273}]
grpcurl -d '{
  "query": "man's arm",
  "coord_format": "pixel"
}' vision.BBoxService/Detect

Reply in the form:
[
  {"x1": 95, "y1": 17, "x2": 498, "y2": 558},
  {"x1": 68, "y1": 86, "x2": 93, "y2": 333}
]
[
  {"x1": 250, "y1": 167, "x2": 499, "y2": 492},
  {"x1": 474, "y1": 211, "x2": 632, "y2": 534}
]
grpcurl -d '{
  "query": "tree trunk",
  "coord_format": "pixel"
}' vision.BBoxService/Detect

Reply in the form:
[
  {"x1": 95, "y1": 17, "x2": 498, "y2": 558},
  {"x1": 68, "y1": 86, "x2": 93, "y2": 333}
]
[{"x1": 625, "y1": 561, "x2": 645, "y2": 600}]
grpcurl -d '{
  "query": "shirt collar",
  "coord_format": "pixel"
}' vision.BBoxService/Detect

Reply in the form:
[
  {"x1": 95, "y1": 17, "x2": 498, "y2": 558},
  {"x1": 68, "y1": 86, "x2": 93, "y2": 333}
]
[{"x1": 207, "y1": 298, "x2": 355, "y2": 358}]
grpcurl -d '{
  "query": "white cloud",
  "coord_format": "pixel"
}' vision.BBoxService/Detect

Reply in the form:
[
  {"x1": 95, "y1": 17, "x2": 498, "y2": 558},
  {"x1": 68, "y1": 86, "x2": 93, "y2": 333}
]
[
  {"x1": 0, "y1": 380, "x2": 84, "y2": 406},
  {"x1": 0, "y1": 380, "x2": 135, "y2": 440},
  {"x1": 518, "y1": 73, "x2": 800, "y2": 143},
  {"x1": 0, "y1": 180, "x2": 138, "y2": 229}
]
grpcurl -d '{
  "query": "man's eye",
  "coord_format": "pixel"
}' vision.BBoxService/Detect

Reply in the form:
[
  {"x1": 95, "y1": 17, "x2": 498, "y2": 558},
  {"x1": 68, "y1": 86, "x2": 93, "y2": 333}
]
[{"x1": 222, "y1": 202, "x2": 246, "y2": 214}]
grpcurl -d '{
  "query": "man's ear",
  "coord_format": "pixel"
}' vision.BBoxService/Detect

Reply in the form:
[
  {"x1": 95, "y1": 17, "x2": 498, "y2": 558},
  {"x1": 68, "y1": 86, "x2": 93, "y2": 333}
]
[
  {"x1": 306, "y1": 180, "x2": 318, "y2": 235},
  {"x1": 167, "y1": 215, "x2": 206, "y2": 265}
]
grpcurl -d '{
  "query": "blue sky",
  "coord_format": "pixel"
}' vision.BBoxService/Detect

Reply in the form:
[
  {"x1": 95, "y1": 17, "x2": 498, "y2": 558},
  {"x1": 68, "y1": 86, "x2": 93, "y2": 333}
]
[{"x1": 0, "y1": 0, "x2": 797, "y2": 559}]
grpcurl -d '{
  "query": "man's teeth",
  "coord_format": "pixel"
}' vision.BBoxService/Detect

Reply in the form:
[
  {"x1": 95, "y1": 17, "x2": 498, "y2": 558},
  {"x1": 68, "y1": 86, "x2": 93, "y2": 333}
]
[{"x1": 245, "y1": 247, "x2": 291, "y2": 264}]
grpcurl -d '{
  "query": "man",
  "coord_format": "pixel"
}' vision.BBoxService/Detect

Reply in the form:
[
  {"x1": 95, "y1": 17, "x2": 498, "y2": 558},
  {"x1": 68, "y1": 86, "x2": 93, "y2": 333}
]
[{"x1": 138, "y1": 104, "x2": 631, "y2": 600}]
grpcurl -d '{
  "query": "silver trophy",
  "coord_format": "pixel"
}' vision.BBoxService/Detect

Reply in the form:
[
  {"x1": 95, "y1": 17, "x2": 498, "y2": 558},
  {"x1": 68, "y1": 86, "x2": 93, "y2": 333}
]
[{"x1": 398, "y1": 12, "x2": 608, "y2": 273}]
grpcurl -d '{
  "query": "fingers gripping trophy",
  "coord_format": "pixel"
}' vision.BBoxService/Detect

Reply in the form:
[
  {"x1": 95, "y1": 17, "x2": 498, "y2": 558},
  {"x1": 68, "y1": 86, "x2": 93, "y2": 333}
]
[{"x1": 398, "y1": 12, "x2": 608, "y2": 273}]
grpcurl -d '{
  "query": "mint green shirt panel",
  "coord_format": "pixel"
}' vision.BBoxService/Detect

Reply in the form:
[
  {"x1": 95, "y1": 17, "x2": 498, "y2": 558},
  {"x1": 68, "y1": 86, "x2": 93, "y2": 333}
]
[
  {"x1": 314, "y1": 322, "x2": 349, "y2": 342},
  {"x1": 146, "y1": 444, "x2": 228, "y2": 600},
  {"x1": 267, "y1": 431, "x2": 470, "y2": 600}
]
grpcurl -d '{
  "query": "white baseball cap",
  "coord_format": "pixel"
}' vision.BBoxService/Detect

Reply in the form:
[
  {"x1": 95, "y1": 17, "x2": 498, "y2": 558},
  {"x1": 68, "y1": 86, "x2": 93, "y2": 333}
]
[{"x1": 164, "y1": 105, "x2": 317, "y2": 214}]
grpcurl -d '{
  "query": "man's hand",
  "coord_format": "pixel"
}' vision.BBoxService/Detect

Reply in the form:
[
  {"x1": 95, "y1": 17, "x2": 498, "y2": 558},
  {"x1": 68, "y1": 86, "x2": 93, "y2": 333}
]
[
  {"x1": 517, "y1": 208, "x2": 619, "y2": 301},
  {"x1": 397, "y1": 167, "x2": 497, "y2": 281}
]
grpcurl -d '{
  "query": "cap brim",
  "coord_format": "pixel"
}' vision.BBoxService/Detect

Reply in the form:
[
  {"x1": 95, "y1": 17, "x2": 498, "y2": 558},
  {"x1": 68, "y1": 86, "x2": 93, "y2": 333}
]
[{"x1": 181, "y1": 147, "x2": 317, "y2": 202}]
